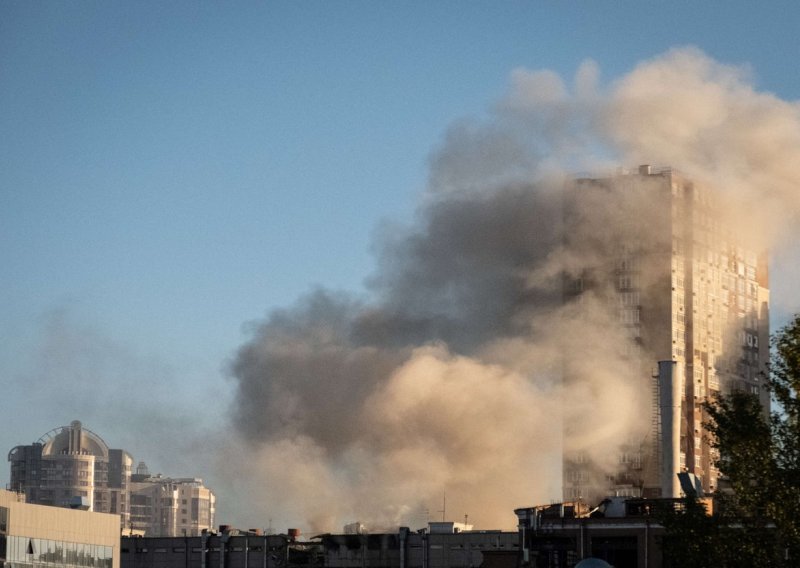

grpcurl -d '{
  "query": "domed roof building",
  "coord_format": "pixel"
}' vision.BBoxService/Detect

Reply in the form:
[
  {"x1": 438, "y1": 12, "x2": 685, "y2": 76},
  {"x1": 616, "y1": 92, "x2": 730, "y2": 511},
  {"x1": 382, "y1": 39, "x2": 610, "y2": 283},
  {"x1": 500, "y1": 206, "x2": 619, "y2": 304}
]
[
  {"x1": 8, "y1": 420, "x2": 215, "y2": 536},
  {"x1": 39, "y1": 419, "x2": 111, "y2": 458},
  {"x1": 8, "y1": 420, "x2": 133, "y2": 525}
]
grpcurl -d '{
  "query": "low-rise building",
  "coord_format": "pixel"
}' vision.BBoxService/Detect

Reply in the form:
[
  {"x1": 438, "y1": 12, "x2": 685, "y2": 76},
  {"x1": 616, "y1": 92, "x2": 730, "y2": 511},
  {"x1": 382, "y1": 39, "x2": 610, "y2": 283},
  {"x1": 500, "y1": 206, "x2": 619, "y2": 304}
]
[
  {"x1": 322, "y1": 527, "x2": 517, "y2": 568},
  {"x1": 514, "y1": 497, "x2": 710, "y2": 568},
  {"x1": 120, "y1": 524, "x2": 518, "y2": 568},
  {"x1": 0, "y1": 488, "x2": 120, "y2": 568},
  {"x1": 121, "y1": 531, "x2": 290, "y2": 568}
]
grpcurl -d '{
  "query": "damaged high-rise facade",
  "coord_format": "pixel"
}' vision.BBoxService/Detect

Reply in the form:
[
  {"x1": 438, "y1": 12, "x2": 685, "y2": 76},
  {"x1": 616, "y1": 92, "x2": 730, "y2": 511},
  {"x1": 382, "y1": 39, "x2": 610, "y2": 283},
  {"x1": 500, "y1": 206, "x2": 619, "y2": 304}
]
[
  {"x1": 7, "y1": 420, "x2": 216, "y2": 536},
  {"x1": 562, "y1": 165, "x2": 770, "y2": 503}
]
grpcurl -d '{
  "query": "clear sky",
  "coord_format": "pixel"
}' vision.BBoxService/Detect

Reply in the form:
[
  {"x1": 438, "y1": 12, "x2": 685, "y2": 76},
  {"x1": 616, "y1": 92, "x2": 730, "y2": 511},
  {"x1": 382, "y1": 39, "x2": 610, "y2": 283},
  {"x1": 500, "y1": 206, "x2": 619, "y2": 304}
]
[{"x1": 2, "y1": 2, "x2": 800, "y2": 525}]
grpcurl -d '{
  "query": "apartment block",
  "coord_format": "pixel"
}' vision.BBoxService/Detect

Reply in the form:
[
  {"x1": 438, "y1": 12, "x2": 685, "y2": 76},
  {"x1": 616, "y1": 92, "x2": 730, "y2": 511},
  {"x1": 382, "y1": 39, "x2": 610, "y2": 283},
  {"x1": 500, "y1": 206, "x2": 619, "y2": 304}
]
[
  {"x1": 8, "y1": 421, "x2": 215, "y2": 537},
  {"x1": 562, "y1": 166, "x2": 769, "y2": 502},
  {"x1": 128, "y1": 462, "x2": 216, "y2": 537}
]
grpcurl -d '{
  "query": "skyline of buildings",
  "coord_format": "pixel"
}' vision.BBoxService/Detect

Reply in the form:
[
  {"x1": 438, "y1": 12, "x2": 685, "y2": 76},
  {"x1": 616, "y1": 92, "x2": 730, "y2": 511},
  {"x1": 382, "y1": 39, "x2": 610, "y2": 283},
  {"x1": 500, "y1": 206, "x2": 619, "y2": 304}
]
[
  {"x1": 7, "y1": 420, "x2": 216, "y2": 537},
  {"x1": 4, "y1": 167, "x2": 774, "y2": 529},
  {"x1": 562, "y1": 166, "x2": 770, "y2": 503}
]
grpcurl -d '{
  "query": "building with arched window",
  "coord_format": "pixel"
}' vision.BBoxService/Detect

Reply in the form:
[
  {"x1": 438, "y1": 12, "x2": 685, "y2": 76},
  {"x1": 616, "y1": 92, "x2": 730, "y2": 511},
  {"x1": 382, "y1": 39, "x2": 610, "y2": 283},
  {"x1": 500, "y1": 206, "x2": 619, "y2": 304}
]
[{"x1": 8, "y1": 421, "x2": 215, "y2": 537}]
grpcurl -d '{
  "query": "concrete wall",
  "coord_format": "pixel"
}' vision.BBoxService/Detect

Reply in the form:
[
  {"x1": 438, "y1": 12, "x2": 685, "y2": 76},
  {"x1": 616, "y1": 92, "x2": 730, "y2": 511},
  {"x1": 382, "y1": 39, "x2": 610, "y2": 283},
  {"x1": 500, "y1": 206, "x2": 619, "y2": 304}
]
[
  {"x1": 1, "y1": 489, "x2": 120, "y2": 568},
  {"x1": 121, "y1": 531, "x2": 518, "y2": 568}
]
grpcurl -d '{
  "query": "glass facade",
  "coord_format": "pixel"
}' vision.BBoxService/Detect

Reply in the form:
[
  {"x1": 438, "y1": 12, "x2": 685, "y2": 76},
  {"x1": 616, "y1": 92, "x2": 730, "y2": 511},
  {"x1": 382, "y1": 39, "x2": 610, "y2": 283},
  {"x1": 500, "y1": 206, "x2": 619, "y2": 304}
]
[{"x1": 0, "y1": 535, "x2": 112, "y2": 568}]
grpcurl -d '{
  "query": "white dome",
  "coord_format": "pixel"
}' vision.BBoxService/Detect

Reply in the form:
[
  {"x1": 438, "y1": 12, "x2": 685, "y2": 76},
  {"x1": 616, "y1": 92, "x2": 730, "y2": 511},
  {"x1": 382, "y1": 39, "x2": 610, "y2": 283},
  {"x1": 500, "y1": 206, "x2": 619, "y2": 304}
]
[{"x1": 39, "y1": 420, "x2": 110, "y2": 458}]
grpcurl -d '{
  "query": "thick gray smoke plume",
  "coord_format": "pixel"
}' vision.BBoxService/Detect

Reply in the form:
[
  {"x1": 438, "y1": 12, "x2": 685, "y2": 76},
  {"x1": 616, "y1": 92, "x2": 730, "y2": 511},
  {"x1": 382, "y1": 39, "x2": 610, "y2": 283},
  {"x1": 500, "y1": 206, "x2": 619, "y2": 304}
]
[{"x1": 226, "y1": 47, "x2": 800, "y2": 532}]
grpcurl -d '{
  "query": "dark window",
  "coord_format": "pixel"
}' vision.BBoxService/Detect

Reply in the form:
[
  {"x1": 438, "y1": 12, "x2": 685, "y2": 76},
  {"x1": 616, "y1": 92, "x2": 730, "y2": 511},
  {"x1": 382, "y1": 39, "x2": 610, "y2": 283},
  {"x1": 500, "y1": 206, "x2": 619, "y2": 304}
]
[{"x1": 591, "y1": 536, "x2": 637, "y2": 568}]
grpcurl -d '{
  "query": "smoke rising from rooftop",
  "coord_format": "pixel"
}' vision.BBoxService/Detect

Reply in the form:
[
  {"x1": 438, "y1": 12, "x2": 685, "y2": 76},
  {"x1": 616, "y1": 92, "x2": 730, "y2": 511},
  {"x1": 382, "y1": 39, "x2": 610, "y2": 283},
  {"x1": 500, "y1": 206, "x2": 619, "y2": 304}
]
[{"x1": 226, "y1": 47, "x2": 800, "y2": 532}]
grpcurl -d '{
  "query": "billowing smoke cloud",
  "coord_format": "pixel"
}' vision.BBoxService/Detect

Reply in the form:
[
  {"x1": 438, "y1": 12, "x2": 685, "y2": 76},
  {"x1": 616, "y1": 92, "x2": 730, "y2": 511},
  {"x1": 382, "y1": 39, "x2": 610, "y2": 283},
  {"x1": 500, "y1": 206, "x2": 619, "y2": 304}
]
[{"x1": 225, "y1": 47, "x2": 800, "y2": 532}]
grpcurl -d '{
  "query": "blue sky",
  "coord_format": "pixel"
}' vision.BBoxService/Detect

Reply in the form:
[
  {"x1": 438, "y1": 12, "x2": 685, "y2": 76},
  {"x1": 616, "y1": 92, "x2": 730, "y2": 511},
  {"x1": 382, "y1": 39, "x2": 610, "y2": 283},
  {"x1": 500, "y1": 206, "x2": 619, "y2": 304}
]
[{"x1": 2, "y1": 2, "x2": 800, "y2": 522}]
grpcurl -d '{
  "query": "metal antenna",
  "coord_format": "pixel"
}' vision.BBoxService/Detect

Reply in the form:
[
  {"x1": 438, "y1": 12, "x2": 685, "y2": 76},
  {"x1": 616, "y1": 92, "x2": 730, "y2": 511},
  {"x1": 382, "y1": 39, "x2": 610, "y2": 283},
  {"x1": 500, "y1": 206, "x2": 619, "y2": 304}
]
[{"x1": 437, "y1": 491, "x2": 446, "y2": 522}]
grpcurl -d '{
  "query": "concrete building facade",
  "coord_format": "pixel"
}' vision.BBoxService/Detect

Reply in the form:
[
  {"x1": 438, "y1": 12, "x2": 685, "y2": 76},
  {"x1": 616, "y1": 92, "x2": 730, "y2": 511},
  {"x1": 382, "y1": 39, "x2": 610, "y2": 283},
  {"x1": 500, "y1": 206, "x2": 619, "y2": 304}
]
[
  {"x1": 120, "y1": 526, "x2": 518, "y2": 568},
  {"x1": 128, "y1": 463, "x2": 216, "y2": 537},
  {"x1": 7, "y1": 421, "x2": 133, "y2": 525},
  {"x1": 8, "y1": 421, "x2": 215, "y2": 537},
  {"x1": 514, "y1": 497, "x2": 675, "y2": 568},
  {"x1": 323, "y1": 528, "x2": 517, "y2": 568},
  {"x1": 0, "y1": 488, "x2": 120, "y2": 568},
  {"x1": 562, "y1": 166, "x2": 770, "y2": 502}
]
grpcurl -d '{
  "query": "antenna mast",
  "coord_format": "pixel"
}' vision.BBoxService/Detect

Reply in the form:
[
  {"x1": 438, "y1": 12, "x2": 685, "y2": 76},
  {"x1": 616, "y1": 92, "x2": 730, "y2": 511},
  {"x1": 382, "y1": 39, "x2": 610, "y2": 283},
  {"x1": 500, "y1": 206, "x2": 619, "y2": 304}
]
[{"x1": 437, "y1": 490, "x2": 446, "y2": 522}]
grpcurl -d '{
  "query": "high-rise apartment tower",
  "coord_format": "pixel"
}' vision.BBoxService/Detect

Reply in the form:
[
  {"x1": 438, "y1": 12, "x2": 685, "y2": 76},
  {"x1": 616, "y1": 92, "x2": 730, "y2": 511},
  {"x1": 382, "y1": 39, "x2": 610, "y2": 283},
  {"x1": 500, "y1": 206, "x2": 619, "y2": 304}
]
[
  {"x1": 8, "y1": 420, "x2": 216, "y2": 536},
  {"x1": 562, "y1": 166, "x2": 769, "y2": 502},
  {"x1": 8, "y1": 420, "x2": 133, "y2": 522}
]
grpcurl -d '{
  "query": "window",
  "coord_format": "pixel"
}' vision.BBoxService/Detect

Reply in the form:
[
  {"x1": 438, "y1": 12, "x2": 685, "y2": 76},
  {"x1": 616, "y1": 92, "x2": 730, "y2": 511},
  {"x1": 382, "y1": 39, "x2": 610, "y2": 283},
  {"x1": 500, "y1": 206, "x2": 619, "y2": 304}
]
[
  {"x1": 619, "y1": 307, "x2": 640, "y2": 324},
  {"x1": 565, "y1": 487, "x2": 583, "y2": 499},
  {"x1": 566, "y1": 470, "x2": 586, "y2": 482}
]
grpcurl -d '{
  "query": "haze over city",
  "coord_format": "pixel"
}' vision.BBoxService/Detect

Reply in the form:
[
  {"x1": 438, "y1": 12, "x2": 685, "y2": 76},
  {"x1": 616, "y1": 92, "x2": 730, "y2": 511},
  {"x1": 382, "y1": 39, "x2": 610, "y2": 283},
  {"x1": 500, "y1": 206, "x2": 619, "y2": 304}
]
[{"x1": 2, "y1": 2, "x2": 800, "y2": 534}]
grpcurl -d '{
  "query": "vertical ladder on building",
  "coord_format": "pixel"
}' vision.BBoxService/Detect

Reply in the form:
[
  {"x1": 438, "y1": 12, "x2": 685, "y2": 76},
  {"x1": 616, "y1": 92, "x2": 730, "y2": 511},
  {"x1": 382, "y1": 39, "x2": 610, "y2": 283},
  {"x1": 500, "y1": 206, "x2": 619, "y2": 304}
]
[{"x1": 650, "y1": 371, "x2": 662, "y2": 485}]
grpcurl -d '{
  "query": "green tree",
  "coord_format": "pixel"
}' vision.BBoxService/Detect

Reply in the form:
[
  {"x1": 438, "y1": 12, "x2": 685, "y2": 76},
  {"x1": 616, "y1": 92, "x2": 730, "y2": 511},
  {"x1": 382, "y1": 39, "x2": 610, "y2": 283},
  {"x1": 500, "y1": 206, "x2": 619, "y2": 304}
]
[
  {"x1": 657, "y1": 484, "x2": 784, "y2": 567},
  {"x1": 658, "y1": 496, "x2": 720, "y2": 568},
  {"x1": 703, "y1": 314, "x2": 800, "y2": 565}
]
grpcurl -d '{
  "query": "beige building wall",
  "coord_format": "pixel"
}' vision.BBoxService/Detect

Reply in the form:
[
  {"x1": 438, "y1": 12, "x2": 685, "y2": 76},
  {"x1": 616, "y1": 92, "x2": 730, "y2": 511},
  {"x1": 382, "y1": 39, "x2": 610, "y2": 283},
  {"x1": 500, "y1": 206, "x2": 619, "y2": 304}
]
[
  {"x1": 174, "y1": 482, "x2": 215, "y2": 536},
  {"x1": 128, "y1": 476, "x2": 215, "y2": 537},
  {"x1": 0, "y1": 489, "x2": 120, "y2": 568},
  {"x1": 562, "y1": 166, "x2": 769, "y2": 502},
  {"x1": 9, "y1": 421, "x2": 134, "y2": 524}
]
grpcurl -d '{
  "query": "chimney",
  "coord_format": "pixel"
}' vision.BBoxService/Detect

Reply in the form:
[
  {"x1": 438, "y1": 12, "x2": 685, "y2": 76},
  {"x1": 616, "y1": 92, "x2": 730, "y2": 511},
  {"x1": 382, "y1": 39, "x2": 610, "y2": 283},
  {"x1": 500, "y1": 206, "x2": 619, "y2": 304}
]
[{"x1": 658, "y1": 361, "x2": 682, "y2": 498}]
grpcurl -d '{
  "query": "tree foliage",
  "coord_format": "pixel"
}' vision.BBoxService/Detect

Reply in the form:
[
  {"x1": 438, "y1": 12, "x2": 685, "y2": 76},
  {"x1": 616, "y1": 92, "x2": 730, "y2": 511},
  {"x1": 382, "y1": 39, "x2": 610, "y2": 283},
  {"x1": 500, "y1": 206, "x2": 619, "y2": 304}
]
[
  {"x1": 662, "y1": 315, "x2": 800, "y2": 566},
  {"x1": 659, "y1": 493, "x2": 783, "y2": 568}
]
